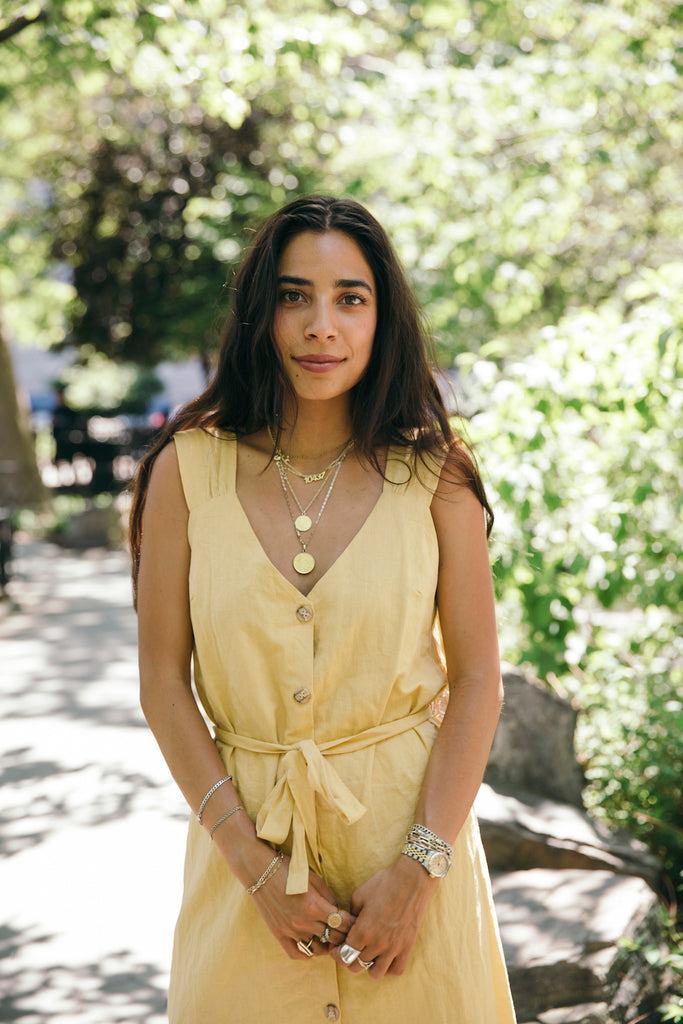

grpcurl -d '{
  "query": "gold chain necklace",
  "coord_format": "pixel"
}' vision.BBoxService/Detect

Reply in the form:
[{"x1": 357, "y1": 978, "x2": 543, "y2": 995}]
[
  {"x1": 268, "y1": 426, "x2": 354, "y2": 484},
  {"x1": 280, "y1": 472, "x2": 330, "y2": 533},
  {"x1": 275, "y1": 448, "x2": 350, "y2": 575}
]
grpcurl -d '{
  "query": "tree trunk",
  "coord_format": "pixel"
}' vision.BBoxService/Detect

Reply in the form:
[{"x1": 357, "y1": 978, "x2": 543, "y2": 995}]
[{"x1": 0, "y1": 317, "x2": 45, "y2": 508}]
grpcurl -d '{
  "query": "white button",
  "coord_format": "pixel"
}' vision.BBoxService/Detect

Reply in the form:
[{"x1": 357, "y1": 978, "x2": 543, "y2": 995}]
[
  {"x1": 296, "y1": 605, "x2": 313, "y2": 622},
  {"x1": 324, "y1": 1006, "x2": 340, "y2": 1022},
  {"x1": 293, "y1": 688, "x2": 311, "y2": 704}
]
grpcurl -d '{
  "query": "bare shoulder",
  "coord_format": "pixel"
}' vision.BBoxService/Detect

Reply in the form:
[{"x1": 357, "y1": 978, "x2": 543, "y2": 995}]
[
  {"x1": 431, "y1": 443, "x2": 484, "y2": 508},
  {"x1": 430, "y1": 446, "x2": 489, "y2": 562},
  {"x1": 145, "y1": 440, "x2": 188, "y2": 524}
]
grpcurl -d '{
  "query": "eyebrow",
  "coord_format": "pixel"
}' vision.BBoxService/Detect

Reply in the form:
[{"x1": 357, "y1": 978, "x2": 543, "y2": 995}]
[{"x1": 277, "y1": 275, "x2": 374, "y2": 294}]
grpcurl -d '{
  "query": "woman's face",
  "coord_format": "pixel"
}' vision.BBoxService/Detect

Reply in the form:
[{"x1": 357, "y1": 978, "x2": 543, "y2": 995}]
[{"x1": 272, "y1": 230, "x2": 377, "y2": 409}]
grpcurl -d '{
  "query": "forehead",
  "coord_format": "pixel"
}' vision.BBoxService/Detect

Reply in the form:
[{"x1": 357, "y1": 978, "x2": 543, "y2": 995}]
[{"x1": 277, "y1": 230, "x2": 374, "y2": 283}]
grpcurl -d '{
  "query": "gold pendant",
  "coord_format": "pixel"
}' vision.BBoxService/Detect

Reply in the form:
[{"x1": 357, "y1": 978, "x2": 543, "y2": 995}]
[
  {"x1": 303, "y1": 472, "x2": 326, "y2": 483},
  {"x1": 294, "y1": 514, "x2": 312, "y2": 532},
  {"x1": 293, "y1": 551, "x2": 315, "y2": 575}
]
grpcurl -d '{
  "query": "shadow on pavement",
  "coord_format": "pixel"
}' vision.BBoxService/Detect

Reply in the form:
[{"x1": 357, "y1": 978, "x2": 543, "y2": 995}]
[
  {"x1": 1, "y1": 540, "x2": 187, "y2": 1023},
  {"x1": 0, "y1": 924, "x2": 168, "y2": 1023}
]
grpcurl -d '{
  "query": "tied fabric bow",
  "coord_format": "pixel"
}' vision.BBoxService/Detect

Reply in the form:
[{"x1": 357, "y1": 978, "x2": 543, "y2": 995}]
[
  {"x1": 214, "y1": 706, "x2": 432, "y2": 894},
  {"x1": 256, "y1": 739, "x2": 366, "y2": 894}
]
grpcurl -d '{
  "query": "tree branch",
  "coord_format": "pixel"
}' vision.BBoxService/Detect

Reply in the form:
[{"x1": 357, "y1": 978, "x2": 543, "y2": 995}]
[{"x1": 0, "y1": 8, "x2": 49, "y2": 45}]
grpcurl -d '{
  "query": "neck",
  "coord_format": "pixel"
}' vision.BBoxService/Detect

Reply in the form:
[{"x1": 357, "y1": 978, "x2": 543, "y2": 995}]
[{"x1": 275, "y1": 398, "x2": 353, "y2": 461}]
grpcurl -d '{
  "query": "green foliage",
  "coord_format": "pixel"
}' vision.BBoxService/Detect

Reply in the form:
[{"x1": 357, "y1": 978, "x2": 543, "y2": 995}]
[
  {"x1": 661, "y1": 997, "x2": 683, "y2": 1024},
  {"x1": 460, "y1": 267, "x2": 683, "y2": 888},
  {"x1": 578, "y1": 620, "x2": 682, "y2": 879},
  {"x1": 55, "y1": 348, "x2": 163, "y2": 412},
  {"x1": 2, "y1": 0, "x2": 683, "y2": 929},
  {"x1": 3, "y1": 0, "x2": 683, "y2": 364}
]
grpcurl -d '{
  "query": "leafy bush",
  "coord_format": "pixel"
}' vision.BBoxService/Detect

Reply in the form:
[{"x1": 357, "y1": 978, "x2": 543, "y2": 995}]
[{"x1": 459, "y1": 264, "x2": 683, "y2": 893}]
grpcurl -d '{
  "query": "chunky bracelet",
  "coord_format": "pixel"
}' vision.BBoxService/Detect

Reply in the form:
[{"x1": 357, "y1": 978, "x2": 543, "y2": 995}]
[
  {"x1": 401, "y1": 823, "x2": 453, "y2": 879},
  {"x1": 247, "y1": 850, "x2": 284, "y2": 895},
  {"x1": 407, "y1": 823, "x2": 453, "y2": 856},
  {"x1": 197, "y1": 775, "x2": 232, "y2": 825},
  {"x1": 209, "y1": 805, "x2": 243, "y2": 839}
]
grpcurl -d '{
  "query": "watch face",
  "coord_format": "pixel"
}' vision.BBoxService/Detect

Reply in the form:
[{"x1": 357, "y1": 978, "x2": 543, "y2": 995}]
[{"x1": 427, "y1": 852, "x2": 449, "y2": 878}]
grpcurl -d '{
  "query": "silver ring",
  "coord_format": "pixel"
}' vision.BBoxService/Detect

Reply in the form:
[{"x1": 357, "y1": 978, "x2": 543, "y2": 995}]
[
  {"x1": 339, "y1": 943, "x2": 361, "y2": 965},
  {"x1": 320, "y1": 926, "x2": 331, "y2": 944},
  {"x1": 297, "y1": 938, "x2": 314, "y2": 958},
  {"x1": 358, "y1": 957, "x2": 375, "y2": 970},
  {"x1": 326, "y1": 911, "x2": 343, "y2": 930}
]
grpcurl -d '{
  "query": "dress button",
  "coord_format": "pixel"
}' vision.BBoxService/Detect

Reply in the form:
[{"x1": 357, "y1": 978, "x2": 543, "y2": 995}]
[
  {"x1": 324, "y1": 1006, "x2": 340, "y2": 1022},
  {"x1": 296, "y1": 604, "x2": 313, "y2": 622},
  {"x1": 293, "y1": 687, "x2": 311, "y2": 704}
]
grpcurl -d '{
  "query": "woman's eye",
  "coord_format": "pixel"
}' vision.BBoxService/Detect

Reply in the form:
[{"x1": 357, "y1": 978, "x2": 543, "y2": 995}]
[
  {"x1": 280, "y1": 290, "x2": 304, "y2": 303},
  {"x1": 341, "y1": 293, "x2": 365, "y2": 306}
]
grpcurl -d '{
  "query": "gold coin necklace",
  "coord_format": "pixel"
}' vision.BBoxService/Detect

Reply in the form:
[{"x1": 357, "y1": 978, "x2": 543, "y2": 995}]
[
  {"x1": 275, "y1": 448, "x2": 351, "y2": 575},
  {"x1": 280, "y1": 472, "x2": 329, "y2": 533}
]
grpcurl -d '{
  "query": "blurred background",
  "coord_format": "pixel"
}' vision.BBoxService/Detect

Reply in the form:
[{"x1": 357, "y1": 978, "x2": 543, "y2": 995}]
[{"x1": 1, "y1": 0, "x2": 681, "y2": 1020}]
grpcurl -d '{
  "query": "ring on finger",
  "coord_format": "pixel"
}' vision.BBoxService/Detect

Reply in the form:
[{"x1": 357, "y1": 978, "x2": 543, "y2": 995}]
[
  {"x1": 358, "y1": 957, "x2": 375, "y2": 970},
  {"x1": 326, "y1": 911, "x2": 343, "y2": 930},
  {"x1": 297, "y1": 938, "x2": 315, "y2": 958},
  {"x1": 339, "y1": 943, "x2": 361, "y2": 965},
  {"x1": 320, "y1": 926, "x2": 331, "y2": 944}
]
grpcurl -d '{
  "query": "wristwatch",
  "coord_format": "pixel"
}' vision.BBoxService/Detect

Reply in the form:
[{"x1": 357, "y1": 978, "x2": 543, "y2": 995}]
[{"x1": 401, "y1": 824, "x2": 453, "y2": 878}]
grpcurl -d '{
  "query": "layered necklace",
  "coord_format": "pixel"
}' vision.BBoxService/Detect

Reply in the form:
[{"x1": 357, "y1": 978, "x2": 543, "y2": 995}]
[{"x1": 268, "y1": 428, "x2": 354, "y2": 576}]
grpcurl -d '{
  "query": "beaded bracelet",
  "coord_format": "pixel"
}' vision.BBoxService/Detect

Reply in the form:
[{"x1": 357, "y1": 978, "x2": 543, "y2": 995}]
[
  {"x1": 246, "y1": 850, "x2": 285, "y2": 895},
  {"x1": 209, "y1": 805, "x2": 243, "y2": 840},
  {"x1": 196, "y1": 775, "x2": 232, "y2": 825}
]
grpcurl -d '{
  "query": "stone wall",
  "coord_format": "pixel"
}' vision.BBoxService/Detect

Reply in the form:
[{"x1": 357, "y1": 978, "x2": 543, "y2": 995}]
[{"x1": 481, "y1": 666, "x2": 672, "y2": 1024}]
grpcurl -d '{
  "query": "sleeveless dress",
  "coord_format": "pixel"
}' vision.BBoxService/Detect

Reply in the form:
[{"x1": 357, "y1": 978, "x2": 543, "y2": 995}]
[{"x1": 169, "y1": 428, "x2": 516, "y2": 1023}]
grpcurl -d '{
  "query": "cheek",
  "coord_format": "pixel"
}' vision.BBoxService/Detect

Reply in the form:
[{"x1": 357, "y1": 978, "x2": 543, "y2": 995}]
[{"x1": 272, "y1": 311, "x2": 290, "y2": 354}]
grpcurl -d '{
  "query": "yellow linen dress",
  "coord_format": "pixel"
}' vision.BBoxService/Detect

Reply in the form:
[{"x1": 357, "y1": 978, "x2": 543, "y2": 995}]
[{"x1": 169, "y1": 428, "x2": 516, "y2": 1023}]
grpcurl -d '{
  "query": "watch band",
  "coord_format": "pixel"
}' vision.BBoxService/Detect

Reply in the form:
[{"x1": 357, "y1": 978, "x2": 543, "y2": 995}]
[
  {"x1": 408, "y1": 823, "x2": 453, "y2": 855},
  {"x1": 401, "y1": 824, "x2": 453, "y2": 878}
]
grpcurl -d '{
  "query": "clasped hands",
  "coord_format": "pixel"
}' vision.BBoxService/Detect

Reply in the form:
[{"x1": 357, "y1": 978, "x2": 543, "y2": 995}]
[{"x1": 252, "y1": 852, "x2": 437, "y2": 978}]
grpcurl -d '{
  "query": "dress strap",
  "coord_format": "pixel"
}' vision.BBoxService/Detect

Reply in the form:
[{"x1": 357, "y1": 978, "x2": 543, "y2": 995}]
[
  {"x1": 214, "y1": 706, "x2": 432, "y2": 894},
  {"x1": 173, "y1": 428, "x2": 235, "y2": 509},
  {"x1": 384, "y1": 444, "x2": 446, "y2": 500}
]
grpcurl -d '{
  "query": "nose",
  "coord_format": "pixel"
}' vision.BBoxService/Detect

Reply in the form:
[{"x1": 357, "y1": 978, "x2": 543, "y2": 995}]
[{"x1": 304, "y1": 298, "x2": 337, "y2": 341}]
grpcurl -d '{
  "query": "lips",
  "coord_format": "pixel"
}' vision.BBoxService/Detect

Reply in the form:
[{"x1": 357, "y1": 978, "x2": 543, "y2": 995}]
[{"x1": 294, "y1": 354, "x2": 344, "y2": 372}]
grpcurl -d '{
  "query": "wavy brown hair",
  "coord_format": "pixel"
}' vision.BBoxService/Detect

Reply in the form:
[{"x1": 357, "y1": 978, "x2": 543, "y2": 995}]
[{"x1": 129, "y1": 194, "x2": 493, "y2": 597}]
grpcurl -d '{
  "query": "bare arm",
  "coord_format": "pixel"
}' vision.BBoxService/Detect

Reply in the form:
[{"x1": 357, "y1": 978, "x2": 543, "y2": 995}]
[
  {"x1": 413, "y1": 463, "x2": 503, "y2": 841},
  {"x1": 137, "y1": 442, "x2": 352, "y2": 956},
  {"x1": 334, "y1": 455, "x2": 503, "y2": 977}
]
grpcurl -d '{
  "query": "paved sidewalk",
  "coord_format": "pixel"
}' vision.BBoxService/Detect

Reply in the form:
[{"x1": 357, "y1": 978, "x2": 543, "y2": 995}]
[{"x1": 0, "y1": 539, "x2": 188, "y2": 1023}]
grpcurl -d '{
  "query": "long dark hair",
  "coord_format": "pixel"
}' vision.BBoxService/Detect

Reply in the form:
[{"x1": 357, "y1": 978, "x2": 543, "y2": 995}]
[{"x1": 129, "y1": 194, "x2": 492, "y2": 594}]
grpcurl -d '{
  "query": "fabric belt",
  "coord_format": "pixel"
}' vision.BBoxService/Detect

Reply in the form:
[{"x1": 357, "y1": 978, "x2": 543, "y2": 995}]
[{"x1": 214, "y1": 706, "x2": 432, "y2": 894}]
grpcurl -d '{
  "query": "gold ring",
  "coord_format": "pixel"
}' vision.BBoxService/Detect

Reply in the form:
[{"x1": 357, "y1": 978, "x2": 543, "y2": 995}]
[
  {"x1": 326, "y1": 911, "x2": 343, "y2": 930},
  {"x1": 296, "y1": 939, "x2": 314, "y2": 957}
]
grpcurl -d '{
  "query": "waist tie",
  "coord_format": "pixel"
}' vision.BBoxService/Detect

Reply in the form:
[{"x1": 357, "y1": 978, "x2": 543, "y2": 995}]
[{"x1": 214, "y1": 706, "x2": 432, "y2": 894}]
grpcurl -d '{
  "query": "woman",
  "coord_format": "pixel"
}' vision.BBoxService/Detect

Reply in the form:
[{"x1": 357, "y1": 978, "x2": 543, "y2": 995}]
[{"x1": 130, "y1": 195, "x2": 517, "y2": 1022}]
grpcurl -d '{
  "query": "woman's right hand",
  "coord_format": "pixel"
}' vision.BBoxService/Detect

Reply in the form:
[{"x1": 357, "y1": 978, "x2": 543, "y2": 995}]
[{"x1": 249, "y1": 850, "x2": 356, "y2": 960}]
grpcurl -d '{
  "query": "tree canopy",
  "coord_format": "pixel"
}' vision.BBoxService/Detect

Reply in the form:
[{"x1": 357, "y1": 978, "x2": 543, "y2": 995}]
[
  {"x1": 2, "y1": 0, "x2": 681, "y2": 363},
  {"x1": 2, "y1": 0, "x2": 682, "y2": 909}
]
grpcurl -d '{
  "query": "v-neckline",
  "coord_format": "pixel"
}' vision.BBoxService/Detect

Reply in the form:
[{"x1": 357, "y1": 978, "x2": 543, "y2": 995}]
[{"x1": 232, "y1": 437, "x2": 394, "y2": 599}]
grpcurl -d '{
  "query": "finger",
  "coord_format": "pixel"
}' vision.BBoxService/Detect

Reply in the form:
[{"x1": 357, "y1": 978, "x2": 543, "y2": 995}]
[
  {"x1": 385, "y1": 950, "x2": 409, "y2": 977},
  {"x1": 332, "y1": 941, "x2": 367, "y2": 974},
  {"x1": 293, "y1": 937, "x2": 318, "y2": 961},
  {"x1": 287, "y1": 938, "x2": 315, "y2": 962},
  {"x1": 319, "y1": 909, "x2": 356, "y2": 937}
]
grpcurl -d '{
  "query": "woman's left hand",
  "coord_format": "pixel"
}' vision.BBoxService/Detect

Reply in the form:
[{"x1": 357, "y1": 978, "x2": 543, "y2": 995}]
[{"x1": 330, "y1": 854, "x2": 438, "y2": 978}]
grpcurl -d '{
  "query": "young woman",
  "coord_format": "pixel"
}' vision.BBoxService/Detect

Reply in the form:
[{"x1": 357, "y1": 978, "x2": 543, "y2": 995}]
[{"x1": 130, "y1": 195, "x2": 517, "y2": 1022}]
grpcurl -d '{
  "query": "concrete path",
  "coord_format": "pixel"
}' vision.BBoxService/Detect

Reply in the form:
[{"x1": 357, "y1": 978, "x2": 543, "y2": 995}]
[{"x1": 0, "y1": 539, "x2": 188, "y2": 1023}]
